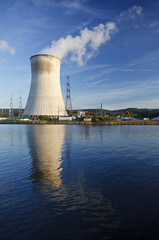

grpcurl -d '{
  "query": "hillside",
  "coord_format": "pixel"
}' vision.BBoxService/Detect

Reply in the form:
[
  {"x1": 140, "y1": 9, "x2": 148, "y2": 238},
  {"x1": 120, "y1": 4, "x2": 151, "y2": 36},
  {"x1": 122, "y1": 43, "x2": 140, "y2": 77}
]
[{"x1": 77, "y1": 108, "x2": 159, "y2": 120}]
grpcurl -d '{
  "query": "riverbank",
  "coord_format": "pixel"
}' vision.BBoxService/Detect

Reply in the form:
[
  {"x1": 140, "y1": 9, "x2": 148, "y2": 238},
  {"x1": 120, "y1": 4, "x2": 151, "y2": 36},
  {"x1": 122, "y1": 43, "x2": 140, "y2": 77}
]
[{"x1": 1, "y1": 120, "x2": 159, "y2": 125}]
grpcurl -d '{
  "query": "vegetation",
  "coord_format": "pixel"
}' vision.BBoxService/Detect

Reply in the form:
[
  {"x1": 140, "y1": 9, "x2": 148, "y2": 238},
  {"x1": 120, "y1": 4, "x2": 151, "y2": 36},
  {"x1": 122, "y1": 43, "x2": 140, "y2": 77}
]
[
  {"x1": 38, "y1": 115, "x2": 51, "y2": 121},
  {"x1": 0, "y1": 112, "x2": 9, "y2": 118},
  {"x1": 112, "y1": 108, "x2": 159, "y2": 120},
  {"x1": 37, "y1": 116, "x2": 59, "y2": 121},
  {"x1": 1, "y1": 108, "x2": 159, "y2": 121},
  {"x1": 78, "y1": 108, "x2": 159, "y2": 120},
  {"x1": 91, "y1": 116, "x2": 116, "y2": 122}
]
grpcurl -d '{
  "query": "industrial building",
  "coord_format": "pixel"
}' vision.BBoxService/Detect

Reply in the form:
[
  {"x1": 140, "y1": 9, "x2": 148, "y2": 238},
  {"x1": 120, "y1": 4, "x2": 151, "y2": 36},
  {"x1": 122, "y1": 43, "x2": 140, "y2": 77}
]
[{"x1": 24, "y1": 54, "x2": 67, "y2": 117}]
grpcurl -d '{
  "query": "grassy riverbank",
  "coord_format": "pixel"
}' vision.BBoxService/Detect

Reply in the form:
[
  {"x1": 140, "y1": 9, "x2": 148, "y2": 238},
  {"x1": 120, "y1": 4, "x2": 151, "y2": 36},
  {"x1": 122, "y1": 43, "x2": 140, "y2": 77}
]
[{"x1": 1, "y1": 120, "x2": 159, "y2": 125}]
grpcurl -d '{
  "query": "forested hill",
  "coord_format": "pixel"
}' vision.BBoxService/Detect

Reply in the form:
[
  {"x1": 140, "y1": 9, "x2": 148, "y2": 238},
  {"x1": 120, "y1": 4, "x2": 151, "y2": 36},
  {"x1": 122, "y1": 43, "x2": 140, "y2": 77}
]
[
  {"x1": 79, "y1": 108, "x2": 159, "y2": 120},
  {"x1": 1, "y1": 108, "x2": 159, "y2": 120}
]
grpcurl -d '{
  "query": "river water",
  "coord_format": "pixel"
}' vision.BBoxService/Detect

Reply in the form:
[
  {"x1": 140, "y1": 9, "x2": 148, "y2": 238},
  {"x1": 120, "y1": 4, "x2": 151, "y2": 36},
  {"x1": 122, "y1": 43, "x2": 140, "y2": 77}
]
[{"x1": 0, "y1": 124, "x2": 159, "y2": 240}]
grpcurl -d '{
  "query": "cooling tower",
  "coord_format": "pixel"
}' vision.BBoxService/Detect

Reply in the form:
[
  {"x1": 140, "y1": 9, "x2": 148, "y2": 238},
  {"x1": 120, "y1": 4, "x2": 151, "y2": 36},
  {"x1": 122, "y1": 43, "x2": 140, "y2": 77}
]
[{"x1": 24, "y1": 54, "x2": 67, "y2": 116}]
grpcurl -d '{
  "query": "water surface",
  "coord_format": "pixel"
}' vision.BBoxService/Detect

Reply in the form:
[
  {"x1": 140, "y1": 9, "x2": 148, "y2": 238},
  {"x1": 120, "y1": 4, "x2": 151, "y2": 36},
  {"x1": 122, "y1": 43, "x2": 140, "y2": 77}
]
[{"x1": 0, "y1": 125, "x2": 159, "y2": 239}]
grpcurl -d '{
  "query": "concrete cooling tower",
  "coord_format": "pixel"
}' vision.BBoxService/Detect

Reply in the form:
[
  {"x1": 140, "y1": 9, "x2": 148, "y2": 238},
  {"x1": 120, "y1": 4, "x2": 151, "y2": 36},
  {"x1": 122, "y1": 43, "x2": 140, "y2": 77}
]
[{"x1": 24, "y1": 54, "x2": 67, "y2": 116}]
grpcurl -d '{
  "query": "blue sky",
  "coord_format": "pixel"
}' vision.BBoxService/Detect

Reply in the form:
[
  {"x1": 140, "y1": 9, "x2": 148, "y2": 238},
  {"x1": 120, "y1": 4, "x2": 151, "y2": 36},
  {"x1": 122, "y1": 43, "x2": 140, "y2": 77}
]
[{"x1": 0, "y1": 0, "x2": 159, "y2": 110}]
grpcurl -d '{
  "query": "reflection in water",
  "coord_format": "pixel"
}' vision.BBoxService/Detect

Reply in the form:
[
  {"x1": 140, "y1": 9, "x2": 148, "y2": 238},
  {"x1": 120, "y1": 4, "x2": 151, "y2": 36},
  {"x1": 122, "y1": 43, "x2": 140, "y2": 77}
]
[
  {"x1": 26, "y1": 125, "x2": 120, "y2": 237},
  {"x1": 2, "y1": 125, "x2": 159, "y2": 239},
  {"x1": 27, "y1": 125, "x2": 65, "y2": 192},
  {"x1": 84, "y1": 125, "x2": 91, "y2": 138}
]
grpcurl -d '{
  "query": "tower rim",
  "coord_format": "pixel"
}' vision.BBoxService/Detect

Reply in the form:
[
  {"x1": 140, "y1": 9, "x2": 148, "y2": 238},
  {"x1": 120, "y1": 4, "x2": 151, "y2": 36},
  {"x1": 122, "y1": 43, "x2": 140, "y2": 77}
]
[{"x1": 30, "y1": 54, "x2": 61, "y2": 62}]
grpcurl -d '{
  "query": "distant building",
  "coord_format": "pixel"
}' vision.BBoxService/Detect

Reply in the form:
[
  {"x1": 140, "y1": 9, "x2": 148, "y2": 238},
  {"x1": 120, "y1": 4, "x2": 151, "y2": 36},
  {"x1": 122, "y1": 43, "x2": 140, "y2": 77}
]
[
  {"x1": 143, "y1": 118, "x2": 149, "y2": 121},
  {"x1": 78, "y1": 111, "x2": 86, "y2": 117}
]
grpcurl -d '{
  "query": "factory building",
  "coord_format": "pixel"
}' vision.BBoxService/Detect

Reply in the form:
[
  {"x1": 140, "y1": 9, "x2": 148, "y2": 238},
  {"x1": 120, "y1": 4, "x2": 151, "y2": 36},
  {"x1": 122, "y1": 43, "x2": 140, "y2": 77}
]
[{"x1": 24, "y1": 54, "x2": 67, "y2": 116}]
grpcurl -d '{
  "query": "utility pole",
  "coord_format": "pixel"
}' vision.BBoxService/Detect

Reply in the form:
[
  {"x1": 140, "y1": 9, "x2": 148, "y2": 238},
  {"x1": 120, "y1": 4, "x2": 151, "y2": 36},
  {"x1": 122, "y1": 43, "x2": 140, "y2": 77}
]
[
  {"x1": 100, "y1": 102, "x2": 103, "y2": 117},
  {"x1": 65, "y1": 76, "x2": 72, "y2": 116},
  {"x1": 18, "y1": 96, "x2": 23, "y2": 118}
]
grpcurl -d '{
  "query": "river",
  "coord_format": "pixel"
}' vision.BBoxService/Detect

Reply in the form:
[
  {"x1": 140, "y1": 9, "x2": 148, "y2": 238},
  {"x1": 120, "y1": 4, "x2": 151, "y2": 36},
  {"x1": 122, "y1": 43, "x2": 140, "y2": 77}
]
[{"x1": 0, "y1": 125, "x2": 159, "y2": 239}]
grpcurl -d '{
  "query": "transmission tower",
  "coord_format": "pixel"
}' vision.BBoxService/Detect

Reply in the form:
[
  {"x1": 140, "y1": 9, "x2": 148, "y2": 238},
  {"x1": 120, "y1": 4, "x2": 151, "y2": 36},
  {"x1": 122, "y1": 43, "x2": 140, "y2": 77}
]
[
  {"x1": 18, "y1": 96, "x2": 23, "y2": 117},
  {"x1": 65, "y1": 76, "x2": 72, "y2": 116},
  {"x1": 9, "y1": 96, "x2": 14, "y2": 118}
]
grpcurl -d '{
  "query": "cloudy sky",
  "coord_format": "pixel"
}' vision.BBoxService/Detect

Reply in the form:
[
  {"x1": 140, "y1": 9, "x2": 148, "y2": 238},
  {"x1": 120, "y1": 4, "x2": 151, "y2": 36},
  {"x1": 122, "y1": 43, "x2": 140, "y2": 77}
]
[{"x1": 0, "y1": 0, "x2": 159, "y2": 110}]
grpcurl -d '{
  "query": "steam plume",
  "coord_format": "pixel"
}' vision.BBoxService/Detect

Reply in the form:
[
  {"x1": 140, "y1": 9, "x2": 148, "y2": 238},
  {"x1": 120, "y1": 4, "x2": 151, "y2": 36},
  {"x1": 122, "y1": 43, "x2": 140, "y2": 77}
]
[{"x1": 40, "y1": 22, "x2": 117, "y2": 65}]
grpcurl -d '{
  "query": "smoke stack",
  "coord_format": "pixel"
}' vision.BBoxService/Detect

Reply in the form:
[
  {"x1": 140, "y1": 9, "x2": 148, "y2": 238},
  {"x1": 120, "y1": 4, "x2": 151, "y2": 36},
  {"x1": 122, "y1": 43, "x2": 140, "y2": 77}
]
[{"x1": 24, "y1": 54, "x2": 67, "y2": 116}]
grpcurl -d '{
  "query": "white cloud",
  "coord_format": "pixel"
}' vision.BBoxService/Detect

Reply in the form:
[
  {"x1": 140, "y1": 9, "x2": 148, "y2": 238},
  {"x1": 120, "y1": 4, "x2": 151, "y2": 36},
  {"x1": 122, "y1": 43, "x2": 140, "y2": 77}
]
[
  {"x1": 40, "y1": 22, "x2": 117, "y2": 65},
  {"x1": 61, "y1": 0, "x2": 82, "y2": 10},
  {"x1": 149, "y1": 20, "x2": 159, "y2": 28},
  {"x1": 0, "y1": 41, "x2": 15, "y2": 55},
  {"x1": 124, "y1": 49, "x2": 159, "y2": 68},
  {"x1": 120, "y1": 5, "x2": 143, "y2": 20},
  {"x1": 73, "y1": 78, "x2": 159, "y2": 110},
  {"x1": 89, "y1": 79, "x2": 109, "y2": 86},
  {"x1": 31, "y1": 0, "x2": 106, "y2": 18}
]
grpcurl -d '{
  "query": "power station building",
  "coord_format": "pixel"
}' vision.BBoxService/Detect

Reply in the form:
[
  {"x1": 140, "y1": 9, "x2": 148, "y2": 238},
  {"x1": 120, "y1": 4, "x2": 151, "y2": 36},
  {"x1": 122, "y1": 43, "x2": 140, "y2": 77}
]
[{"x1": 24, "y1": 54, "x2": 67, "y2": 116}]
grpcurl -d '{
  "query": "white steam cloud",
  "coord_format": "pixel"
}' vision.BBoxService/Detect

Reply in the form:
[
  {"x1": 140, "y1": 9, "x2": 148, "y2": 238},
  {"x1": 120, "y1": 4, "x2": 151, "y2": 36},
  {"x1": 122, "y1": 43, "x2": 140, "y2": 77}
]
[
  {"x1": 40, "y1": 22, "x2": 117, "y2": 65},
  {"x1": 0, "y1": 41, "x2": 15, "y2": 55}
]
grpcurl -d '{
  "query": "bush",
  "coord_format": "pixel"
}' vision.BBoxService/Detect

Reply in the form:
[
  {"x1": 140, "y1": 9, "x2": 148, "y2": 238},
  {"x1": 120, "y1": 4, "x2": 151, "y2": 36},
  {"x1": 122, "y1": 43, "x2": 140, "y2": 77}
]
[
  {"x1": 98, "y1": 116, "x2": 105, "y2": 121},
  {"x1": 92, "y1": 116, "x2": 100, "y2": 122},
  {"x1": 103, "y1": 115, "x2": 115, "y2": 121},
  {"x1": 38, "y1": 115, "x2": 51, "y2": 121}
]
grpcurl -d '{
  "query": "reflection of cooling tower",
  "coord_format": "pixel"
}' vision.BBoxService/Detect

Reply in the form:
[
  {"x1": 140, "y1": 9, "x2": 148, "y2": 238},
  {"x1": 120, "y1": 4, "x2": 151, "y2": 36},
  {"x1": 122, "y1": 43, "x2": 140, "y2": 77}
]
[
  {"x1": 24, "y1": 54, "x2": 67, "y2": 116},
  {"x1": 28, "y1": 125, "x2": 65, "y2": 190}
]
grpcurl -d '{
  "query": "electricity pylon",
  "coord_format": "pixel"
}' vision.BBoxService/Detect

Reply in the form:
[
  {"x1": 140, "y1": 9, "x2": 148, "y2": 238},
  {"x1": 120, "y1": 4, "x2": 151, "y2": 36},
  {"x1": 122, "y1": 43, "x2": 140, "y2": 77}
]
[
  {"x1": 65, "y1": 76, "x2": 72, "y2": 116},
  {"x1": 9, "y1": 96, "x2": 14, "y2": 118}
]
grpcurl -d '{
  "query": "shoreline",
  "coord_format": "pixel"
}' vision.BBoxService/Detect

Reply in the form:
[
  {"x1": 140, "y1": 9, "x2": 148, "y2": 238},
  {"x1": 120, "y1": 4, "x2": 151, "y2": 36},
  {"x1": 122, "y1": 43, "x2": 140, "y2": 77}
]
[{"x1": 1, "y1": 120, "x2": 159, "y2": 125}]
